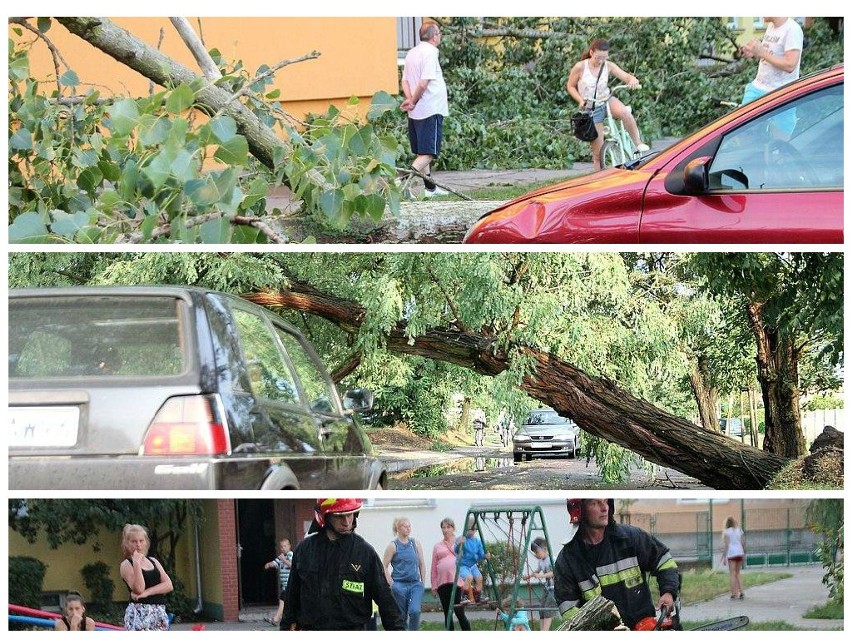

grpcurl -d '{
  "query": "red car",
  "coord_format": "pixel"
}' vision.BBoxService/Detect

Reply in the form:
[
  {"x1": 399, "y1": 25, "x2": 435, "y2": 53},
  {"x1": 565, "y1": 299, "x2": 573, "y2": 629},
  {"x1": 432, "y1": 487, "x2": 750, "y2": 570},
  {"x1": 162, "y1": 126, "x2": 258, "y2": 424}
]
[{"x1": 465, "y1": 65, "x2": 843, "y2": 244}]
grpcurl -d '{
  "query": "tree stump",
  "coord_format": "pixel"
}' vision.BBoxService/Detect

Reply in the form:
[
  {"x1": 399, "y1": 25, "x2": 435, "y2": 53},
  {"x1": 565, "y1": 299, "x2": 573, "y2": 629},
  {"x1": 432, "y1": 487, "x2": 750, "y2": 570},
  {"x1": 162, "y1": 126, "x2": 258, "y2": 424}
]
[{"x1": 556, "y1": 596, "x2": 626, "y2": 631}]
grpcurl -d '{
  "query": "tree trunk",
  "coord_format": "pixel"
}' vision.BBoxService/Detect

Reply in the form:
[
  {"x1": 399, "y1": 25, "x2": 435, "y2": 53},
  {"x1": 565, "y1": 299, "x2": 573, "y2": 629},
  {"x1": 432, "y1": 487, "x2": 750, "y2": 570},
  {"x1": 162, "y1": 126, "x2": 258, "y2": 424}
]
[
  {"x1": 244, "y1": 283, "x2": 790, "y2": 489},
  {"x1": 745, "y1": 301, "x2": 806, "y2": 457},
  {"x1": 55, "y1": 17, "x2": 291, "y2": 173},
  {"x1": 688, "y1": 354, "x2": 719, "y2": 430}
]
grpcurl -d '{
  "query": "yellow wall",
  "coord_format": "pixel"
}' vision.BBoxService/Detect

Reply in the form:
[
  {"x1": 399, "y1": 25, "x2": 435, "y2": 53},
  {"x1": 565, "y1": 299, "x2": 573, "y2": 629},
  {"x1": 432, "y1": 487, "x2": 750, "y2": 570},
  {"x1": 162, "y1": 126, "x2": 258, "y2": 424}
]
[
  {"x1": 8, "y1": 504, "x2": 225, "y2": 609},
  {"x1": 12, "y1": 17, "x2": 400, "y2": 119}
]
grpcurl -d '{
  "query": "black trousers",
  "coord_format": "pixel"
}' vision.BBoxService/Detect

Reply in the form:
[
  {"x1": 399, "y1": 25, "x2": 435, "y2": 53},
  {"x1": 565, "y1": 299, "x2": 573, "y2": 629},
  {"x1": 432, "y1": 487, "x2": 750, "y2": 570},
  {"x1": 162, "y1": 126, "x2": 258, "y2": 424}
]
[{"x1": 436, "y1": 583, "x2": 471, "y2": 631}]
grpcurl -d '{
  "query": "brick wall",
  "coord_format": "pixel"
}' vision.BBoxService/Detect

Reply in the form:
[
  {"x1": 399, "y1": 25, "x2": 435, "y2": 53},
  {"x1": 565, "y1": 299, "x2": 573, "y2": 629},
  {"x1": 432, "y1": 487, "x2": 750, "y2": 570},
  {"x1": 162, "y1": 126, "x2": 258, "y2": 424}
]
[{"x1": 217, "y1": 501, "x2": 240, "y2": 622}]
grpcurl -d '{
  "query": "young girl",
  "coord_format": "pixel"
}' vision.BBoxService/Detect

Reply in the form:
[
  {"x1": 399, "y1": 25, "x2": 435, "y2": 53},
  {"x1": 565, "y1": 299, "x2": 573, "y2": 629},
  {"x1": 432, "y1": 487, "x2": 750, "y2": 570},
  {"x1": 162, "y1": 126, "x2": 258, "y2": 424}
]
[
  {"x1": 53, "y1": 592, "x2": 96, "y2": 631},
  {"x1": 119, "y1": 523, "x2": 173, "y2": 631},
  {"x1": 721, "y1": 517, "x2": 746, "y2": 599}
]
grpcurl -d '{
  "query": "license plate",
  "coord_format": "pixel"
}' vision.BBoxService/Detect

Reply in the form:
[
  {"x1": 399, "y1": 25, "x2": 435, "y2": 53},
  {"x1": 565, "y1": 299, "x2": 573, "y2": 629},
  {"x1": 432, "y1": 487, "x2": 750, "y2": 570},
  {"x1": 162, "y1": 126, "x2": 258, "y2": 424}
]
[
  {"x1": 8, "y1": 407, "x2": 80, "y2": 447},
  {"x1": 531, "y1": 442, "x2": 552, "y2": 449}
]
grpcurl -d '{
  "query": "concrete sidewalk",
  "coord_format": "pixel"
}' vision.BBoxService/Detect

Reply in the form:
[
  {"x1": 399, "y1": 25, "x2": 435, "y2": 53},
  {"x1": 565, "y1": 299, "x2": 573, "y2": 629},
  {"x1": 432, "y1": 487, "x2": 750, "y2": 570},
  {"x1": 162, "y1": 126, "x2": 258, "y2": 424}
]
[{"x1": 171, "y1": 565, "x2": 841, "y2": 631}]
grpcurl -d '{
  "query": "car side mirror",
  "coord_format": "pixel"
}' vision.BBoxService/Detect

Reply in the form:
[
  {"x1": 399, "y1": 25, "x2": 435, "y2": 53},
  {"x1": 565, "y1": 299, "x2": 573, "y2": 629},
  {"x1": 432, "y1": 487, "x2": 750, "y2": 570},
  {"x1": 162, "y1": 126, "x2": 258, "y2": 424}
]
[
  {"x1": 682, "y1": 157, "x2": 711, "y2": 194},
  {"x1": 343, "y1": 388, "x2": 374, "y2": 412}
]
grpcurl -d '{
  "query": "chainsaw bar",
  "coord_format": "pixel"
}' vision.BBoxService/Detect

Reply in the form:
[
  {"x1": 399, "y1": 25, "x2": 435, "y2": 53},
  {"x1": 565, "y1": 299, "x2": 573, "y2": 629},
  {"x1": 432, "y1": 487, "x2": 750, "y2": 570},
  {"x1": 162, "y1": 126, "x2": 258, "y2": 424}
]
[{"x1": 690, "y1": 616, "x2": 750, "y2": 631}]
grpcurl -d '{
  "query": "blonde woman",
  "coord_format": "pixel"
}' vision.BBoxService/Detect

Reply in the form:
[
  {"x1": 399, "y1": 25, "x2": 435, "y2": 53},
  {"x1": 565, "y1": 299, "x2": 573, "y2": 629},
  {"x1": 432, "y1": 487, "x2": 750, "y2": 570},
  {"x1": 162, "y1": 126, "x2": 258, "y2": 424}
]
[
  {"x1": 119, "y1": 524, "x2": 173, "y2": 631},
  {"x1": 382, "y1": 517, "x2": 426, "y2": 630},
  {"x1": 721, "y1": 517, "x2": 746, "y2": 599}
]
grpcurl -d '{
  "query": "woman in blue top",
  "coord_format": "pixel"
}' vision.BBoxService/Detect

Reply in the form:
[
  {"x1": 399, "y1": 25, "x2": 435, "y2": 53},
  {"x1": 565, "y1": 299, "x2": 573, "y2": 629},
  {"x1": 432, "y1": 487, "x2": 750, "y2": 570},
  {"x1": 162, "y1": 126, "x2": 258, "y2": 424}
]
[{"x1": 383, "y1": 517, "x2": 426, "y2": 630}]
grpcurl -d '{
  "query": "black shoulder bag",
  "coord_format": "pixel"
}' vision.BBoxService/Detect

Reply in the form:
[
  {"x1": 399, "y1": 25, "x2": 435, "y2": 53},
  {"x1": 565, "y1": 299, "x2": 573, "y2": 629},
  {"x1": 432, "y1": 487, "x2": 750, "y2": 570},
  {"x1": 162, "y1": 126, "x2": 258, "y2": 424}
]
[{"x1": 571, "y1": 62, "x2": 605, "y2": 142}]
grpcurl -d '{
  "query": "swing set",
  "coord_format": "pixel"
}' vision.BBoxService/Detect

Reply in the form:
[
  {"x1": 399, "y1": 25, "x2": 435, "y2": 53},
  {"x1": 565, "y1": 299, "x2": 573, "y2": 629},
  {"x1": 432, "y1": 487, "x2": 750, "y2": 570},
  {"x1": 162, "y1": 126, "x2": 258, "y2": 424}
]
[{"x1": 447, "y1": 505, "x2": 558, "y2": 631}]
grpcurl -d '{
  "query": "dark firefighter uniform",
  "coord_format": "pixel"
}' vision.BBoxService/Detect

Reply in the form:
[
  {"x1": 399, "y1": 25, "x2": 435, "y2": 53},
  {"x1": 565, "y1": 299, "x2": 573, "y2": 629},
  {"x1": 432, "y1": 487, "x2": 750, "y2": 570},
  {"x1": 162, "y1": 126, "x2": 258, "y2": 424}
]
[
  {"x1": 554, "y1": 523, "x2": 679, "y2": 629},
  {"x1": 281, "y1": 530, "x2": 404, "y2": 630}
]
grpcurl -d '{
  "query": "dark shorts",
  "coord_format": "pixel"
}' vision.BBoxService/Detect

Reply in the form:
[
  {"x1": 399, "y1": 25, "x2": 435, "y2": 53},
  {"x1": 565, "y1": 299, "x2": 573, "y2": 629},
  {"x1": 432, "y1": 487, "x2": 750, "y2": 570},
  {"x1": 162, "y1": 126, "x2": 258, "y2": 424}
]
[
  {"x1": 728, "y1": 555, "x2": 744, "y2": 563},
  {"x1": 408, "y1": 114, "x2": 444, "y2": 157}
]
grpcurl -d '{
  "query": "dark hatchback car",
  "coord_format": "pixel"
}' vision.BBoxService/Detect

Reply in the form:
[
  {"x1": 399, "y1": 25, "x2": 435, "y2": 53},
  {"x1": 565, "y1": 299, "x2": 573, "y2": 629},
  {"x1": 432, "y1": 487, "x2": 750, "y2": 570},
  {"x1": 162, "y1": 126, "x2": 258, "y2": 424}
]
[
  {"x1": 8, "y1": 286, "x2": 386, "y2": 490},
  {"x1": 512, "y1": 408, "x2": 581, "y2": 462},
  {"x1": 466, "y1": 65, "x2": 843, "y2": 244}
]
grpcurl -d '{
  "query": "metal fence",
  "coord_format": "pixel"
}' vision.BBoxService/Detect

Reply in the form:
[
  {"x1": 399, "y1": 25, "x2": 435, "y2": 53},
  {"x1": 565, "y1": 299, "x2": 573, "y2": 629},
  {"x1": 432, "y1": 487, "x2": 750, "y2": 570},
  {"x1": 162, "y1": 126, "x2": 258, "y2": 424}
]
[{"x1": 624, "y1": 507, "x2": 819, "y2": 568}]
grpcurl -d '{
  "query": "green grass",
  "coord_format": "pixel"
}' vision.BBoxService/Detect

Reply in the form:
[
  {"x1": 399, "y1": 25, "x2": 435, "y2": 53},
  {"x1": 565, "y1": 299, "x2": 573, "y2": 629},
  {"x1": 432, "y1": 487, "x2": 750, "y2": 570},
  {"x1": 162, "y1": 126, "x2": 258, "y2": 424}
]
[
  {"x1": 420, "y1": 618, "x2": 508, "y2": 631},
  {"x1": 684, "y1": 620, "x2": 805, "y2": 631},
  {"x1": 678, "y1": 569, "x2": 791, "y2": 604},
  {"x1": 804, "y1": 600, "x2": 844, "y2": 619}
]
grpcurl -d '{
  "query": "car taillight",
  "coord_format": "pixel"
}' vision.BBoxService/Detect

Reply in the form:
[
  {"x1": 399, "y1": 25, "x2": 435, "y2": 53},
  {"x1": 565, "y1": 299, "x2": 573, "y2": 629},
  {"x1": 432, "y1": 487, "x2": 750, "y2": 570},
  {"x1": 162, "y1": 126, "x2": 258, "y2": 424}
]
[{"x1": 142, "y1": 395, "x2": 230, "y2": 456}]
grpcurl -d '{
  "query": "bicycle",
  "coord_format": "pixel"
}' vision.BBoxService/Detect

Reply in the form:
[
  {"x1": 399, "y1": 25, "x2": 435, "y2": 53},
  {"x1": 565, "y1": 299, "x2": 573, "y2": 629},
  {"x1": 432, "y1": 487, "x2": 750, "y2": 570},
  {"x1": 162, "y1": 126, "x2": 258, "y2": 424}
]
[{"x1": 588, "y1": 84, "x2": 648, "y2": 169}]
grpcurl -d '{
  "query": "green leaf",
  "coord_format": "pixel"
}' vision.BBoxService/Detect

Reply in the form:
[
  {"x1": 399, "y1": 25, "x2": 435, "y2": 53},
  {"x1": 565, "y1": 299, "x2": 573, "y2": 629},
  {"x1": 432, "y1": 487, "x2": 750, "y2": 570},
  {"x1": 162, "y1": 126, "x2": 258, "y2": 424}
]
[
  {"x1": 108, "y1": 99, "x2": 140, "y2": 136},
  {"x1": 367, "y1": 90, "x2": 399, "y2": 122},
  {"x1": 319, "y1": 189, "x2": 344, "y2": 219},
  {"x1": 77, "y1": 167, "x2": 104, "y2": 194},
  {"x1": 59, "y1": 69, "x2": 79, "y2": 88},
  {"x1": 184, "y1": 178, "x2": 220, "y2": 208},
  {"x1": 139, "y1": 115, "x2": 171, "y2": 146},
  {"x1": 348, "y1": 124, "x2": 373, "y2": 156},
  {"x1": 119, "y1": 160, "x2": 140, "y2": 201},
  {"x1": 241, "y1": 178, "x2": 268, "y2": 211},
  {"x1": 9, "y1": 54, "x2": 30, "y2": 81},
  {"x1": 37, "y1": 17, "x2": 52, "y2": 33},
  {"x1": 9, "y1": 212, "x2": 50, "y2": 243},
  {"x1": 214, "y1": 135, "x2": 249, "y2": 166},
  {"x1": 265, "y1": 89, "x2": 281, "y2": 99},
  {"x1": 365, "y1": 194, "x2": 386, "y2": 220},
  {"x1": 199, "y1": 218, "x2": 231, "y2": 243},
  {"x1": 165, "y1": 84, "x2": 196, "y2": 114},
  {"x1": 50, "y1": 211, "x2": 91, "y2": 237},
  {"x1": 210, "y1": 116, "x2": 238, "y2": 143},
  {"x1": 10, "y1": 127, "x2": 33, "y2": 151},
  {"x1": 142, "y1": 151, "x2": 173, "y2": 190},
  {"x1": 98, "y1": 190, "x2": 122, "y2": 209},
  {"x1": 348, "y1": 95, "x2": 360, "y2": 105},
  {"x1": 170, "y1": 149, "x2": 197, "y2": 183},
  {"x1": 98, "y1": 157, "x2": 122, "y2": 183}
]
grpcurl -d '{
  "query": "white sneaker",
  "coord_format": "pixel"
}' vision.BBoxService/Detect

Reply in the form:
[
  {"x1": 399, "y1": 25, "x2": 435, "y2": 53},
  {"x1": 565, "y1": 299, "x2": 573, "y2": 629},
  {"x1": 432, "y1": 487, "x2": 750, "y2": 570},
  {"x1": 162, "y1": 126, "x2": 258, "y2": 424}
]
[
  {"x1": 423, "y1": 186, "x2": 450, "y2": 198},
  {"x1": 635, "y1": 143, "x2": 650, "y2": 153}
]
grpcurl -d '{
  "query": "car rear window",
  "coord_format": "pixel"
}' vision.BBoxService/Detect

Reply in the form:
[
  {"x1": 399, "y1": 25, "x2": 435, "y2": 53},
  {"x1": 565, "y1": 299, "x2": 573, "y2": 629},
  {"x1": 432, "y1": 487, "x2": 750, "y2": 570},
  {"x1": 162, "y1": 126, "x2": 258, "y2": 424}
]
[{"x1": 9, "y1": 296, "x2": 187, "y2": 378}]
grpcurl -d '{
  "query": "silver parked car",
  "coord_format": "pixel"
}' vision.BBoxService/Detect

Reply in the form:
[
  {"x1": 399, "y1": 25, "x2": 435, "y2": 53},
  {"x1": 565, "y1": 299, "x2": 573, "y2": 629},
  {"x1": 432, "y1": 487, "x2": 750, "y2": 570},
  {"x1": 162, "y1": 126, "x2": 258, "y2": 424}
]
[
  {"x1": 8, "y1": 286, "x2": 386, "y2": 490},
  {"x1": 513, "y1": 408, "x2": 580, "y2": 462}
]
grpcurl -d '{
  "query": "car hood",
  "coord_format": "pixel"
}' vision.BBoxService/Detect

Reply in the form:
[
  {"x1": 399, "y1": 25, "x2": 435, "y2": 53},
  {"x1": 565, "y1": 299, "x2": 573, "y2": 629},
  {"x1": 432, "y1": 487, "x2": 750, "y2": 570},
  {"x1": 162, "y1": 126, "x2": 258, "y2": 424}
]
[
  {"x1": 516, "y1": 423, "x2": 577, "y2": 437},
  {"x1": 465, "y1": 168, "x2": 653, "y2": 243}
]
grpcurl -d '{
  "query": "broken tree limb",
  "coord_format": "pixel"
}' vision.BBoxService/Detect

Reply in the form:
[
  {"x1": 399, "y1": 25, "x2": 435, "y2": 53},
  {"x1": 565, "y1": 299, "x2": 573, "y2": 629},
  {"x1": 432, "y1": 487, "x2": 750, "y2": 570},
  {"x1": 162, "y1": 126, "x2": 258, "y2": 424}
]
[
  {"x1": 556, "y1": 596, "x2": 626, "y2": 631},
  {"x1": 242, "y1": 281, "x2": 790, "y2": 489},
  {"x1": 169, "y1": 17, "x2": 222, "y2": 81}
]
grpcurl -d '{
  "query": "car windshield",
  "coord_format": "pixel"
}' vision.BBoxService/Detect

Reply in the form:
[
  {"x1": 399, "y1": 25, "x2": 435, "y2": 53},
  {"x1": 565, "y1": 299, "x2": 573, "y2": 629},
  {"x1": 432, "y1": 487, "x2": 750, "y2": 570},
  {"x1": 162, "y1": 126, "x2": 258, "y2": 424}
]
[
  {"x1": 524, "y1": 411, "x2": 571, "y2": 425},
  {"x1": 9, "y1": 296, "x2": 187, "y2": 378}
]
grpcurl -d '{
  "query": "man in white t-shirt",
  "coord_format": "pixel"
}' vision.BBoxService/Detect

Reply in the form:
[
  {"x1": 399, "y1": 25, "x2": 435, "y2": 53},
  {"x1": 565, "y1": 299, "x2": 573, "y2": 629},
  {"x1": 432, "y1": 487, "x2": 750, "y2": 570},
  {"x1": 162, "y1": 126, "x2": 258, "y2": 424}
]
[
  {"x1": 401, "y1": 22, "x2": 449, "y2": 197},
  {"x1": 740, "y1": 17, "x2": 804, "y2": 104}
]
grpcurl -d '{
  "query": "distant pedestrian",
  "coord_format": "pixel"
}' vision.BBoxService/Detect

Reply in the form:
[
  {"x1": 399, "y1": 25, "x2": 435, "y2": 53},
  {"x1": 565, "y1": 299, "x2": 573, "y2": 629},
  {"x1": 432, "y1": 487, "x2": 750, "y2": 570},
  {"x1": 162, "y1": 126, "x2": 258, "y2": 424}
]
[
  {"x1": 383, "y1": 517, "x2": 426, "y2": 630},
  {"x1": 430, "y1": 517, "x2": 471, "y2": 631},
  {"x1": 401, "y1": 21, "x2": 449, "y2": 198},
  {"x1": 473, "y1": 414, "x2": 486, "y2": 447},
  {"x1": 721, "y1": 517, "x2": 746, "y2": 599}
]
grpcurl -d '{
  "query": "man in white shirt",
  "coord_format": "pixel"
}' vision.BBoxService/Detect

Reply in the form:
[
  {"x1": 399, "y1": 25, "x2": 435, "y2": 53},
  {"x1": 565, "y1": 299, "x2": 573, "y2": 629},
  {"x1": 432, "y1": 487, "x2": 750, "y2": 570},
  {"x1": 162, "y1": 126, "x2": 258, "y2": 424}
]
[
  {"x1": 401, "y1": 22, "x2": 449, "y2": 197},
  {"x1": 740, "y1": 17, "x2": 804, "y2": 104}
]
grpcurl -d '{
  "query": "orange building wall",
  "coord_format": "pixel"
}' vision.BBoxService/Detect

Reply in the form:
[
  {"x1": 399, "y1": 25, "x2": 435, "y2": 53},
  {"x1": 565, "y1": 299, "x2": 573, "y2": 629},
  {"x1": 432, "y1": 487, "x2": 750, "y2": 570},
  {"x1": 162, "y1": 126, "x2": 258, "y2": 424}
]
[{"x1": 12, "y1": 17, "x2": 400, "y2": 119}]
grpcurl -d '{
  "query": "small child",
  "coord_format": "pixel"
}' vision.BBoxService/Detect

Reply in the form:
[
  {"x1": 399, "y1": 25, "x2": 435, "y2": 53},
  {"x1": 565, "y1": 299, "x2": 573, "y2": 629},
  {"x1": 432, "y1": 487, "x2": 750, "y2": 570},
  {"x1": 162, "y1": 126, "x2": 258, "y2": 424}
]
[
  {"x1": 53, "y1": 592, "x2": 96, "y2": 631},
  {"x1": 527, "y1": 537, "x2": 557, "y2": 631},
  {"x1": 264, "y1": 537, "x2": 293, "y2": 626},
  {"x1": 456, "y1": 519, "x2": 490, "y2": 604},
  {"x1": 498, "y1": 608, "x2": 531, "y2": 631}
]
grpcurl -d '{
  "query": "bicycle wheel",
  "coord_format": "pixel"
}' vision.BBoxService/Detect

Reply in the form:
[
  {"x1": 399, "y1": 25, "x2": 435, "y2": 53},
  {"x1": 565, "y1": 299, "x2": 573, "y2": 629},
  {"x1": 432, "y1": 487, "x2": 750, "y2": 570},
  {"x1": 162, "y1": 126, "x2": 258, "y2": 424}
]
[{"x1": 600, "y1": 141, "x2": 623, "y2": 169}]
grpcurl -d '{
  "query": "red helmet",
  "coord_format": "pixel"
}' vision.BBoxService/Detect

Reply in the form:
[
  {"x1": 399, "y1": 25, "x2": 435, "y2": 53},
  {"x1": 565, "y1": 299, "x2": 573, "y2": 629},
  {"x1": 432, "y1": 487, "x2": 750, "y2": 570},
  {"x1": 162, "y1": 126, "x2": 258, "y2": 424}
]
[
  {"x1": 566, "y1": 498, "x2": 616, "y2": 526},
  {"x1": 314, "y1": 498, "x2": 363, "y2": 527}
]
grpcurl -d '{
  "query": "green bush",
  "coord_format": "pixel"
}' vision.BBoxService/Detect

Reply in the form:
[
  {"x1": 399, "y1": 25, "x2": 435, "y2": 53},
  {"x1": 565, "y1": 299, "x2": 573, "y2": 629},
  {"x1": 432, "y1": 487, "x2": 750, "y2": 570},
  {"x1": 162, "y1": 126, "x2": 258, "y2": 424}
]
[
  {"x1": 80, "y1": 560, "x2": 118, "y2": 618},
  {"x1": 9, "y1": 556, "x2": 47, "y2": 629}
]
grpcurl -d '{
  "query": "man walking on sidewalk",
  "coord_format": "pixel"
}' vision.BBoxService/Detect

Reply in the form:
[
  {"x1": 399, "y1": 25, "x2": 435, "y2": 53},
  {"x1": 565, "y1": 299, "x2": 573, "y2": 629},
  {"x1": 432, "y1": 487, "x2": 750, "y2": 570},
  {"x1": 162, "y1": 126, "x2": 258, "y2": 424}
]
[{"x1": 401, "y1": 21, "x2": 449, "y2": 198}]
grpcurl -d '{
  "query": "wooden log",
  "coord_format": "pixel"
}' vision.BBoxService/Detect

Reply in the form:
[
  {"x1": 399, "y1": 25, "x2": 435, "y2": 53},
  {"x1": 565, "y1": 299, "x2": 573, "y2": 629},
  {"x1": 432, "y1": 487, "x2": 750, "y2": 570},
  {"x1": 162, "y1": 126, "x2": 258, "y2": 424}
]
[{"x1": 556, "y1": 596, "x2": 627, "y2": 631}]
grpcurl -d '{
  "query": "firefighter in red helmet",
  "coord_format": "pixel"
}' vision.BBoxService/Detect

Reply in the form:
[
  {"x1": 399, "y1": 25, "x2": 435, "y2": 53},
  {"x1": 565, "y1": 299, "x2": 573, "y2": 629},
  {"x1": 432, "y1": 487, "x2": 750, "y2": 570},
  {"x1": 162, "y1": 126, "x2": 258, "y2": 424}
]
[
  {"x1": 281, "y1": 499, "x2": 404, "y2": 631},
  {"x1": 555, "y1": 498, "x2": 681, "y2": 630}
]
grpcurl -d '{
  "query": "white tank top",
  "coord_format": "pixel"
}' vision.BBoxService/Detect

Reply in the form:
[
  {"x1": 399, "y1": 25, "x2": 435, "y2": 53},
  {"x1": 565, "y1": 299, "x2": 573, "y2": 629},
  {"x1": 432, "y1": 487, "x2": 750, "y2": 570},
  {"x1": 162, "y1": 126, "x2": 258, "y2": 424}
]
[
  {"x1": 578, "y1": 60, "x2": 610, "y2": 103},
  {"x1": 723, "y1": 527, "x2": 745, "y2": 558}
]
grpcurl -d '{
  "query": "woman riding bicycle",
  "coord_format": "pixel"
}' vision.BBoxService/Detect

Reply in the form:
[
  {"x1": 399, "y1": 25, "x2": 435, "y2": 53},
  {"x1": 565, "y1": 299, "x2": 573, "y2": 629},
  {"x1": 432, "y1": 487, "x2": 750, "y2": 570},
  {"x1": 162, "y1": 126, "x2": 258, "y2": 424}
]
[{"x1": 566, "y1": 38, "x2": 649, "y2": 171}]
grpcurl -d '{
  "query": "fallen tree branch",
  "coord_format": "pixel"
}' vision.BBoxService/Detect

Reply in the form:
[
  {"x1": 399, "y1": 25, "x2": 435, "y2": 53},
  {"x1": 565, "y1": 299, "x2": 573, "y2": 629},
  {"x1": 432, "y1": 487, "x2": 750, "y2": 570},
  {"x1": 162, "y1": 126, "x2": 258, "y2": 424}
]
[
  {"x1": 114, "y1": 211, "x2": 289, "y2": 243},
  {"x1": 170, "y1": 17, "x2": 222, "y2": 81}
]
